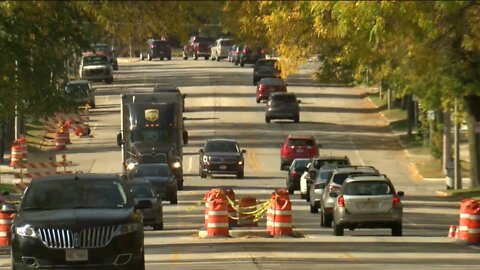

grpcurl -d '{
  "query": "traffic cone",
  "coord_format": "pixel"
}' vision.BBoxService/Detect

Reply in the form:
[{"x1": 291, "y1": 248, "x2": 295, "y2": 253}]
[{"x1": 448, "y1": 225, "x2": 457, "y2": 238}]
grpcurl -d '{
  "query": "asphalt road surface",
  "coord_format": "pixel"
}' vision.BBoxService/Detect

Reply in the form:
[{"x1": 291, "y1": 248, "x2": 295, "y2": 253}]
[{"x1": 2, "y1": 57, "x2": 478, "y2": 269}]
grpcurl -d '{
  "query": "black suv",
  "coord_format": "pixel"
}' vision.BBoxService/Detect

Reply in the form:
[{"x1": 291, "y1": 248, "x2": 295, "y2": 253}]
[
  {"x1": 199, "y1": 138, "x2": 246, "y2": 179},
  {"x1": 239, "y1": 45, "x2": 266, "y2": 67},
  {"x1": 253, "y1": 59, "x2": 280, "y2": 85},
  {"x1": 266, "y1": 92, "x2": 301, "y2": 123},
  {"x1": 9, "y1": 174, "x2": 147, "y2": 269},
  {"x1": 140, "y1": 39, "x2": 172, "y2": 61}
]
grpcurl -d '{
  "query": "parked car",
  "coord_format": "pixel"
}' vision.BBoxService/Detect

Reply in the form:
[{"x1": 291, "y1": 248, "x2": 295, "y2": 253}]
[
  {"x1": 64, "y1": 80, "x2": 96, "y2": 109},
  {"x1": 286, "y1": 158, "x2": 311, "y2": 194},
  {"x1": 256, "y1": 78, "x2": 287, "y2": 103},
  {"x1": 128, "y1": 163, "x2": 178, "y2": 204},
  {"x1": 320, "y1": 166, "x2": 380, "y2": 227},
  {"x1": 228, "y1": 44, "x2": 240, "y2": 62},
  {"x1": 308, "y1": 164, "x2": 338, "y2": 213},
  {"x1": 253, "y1": 59, "x2": 281, "y2": 85},
  {"x1": 239, "y1": 45, "x2": 266, "y2": 67},
  {"x1": 91, "y1": 43, "x2": 118, "y2": 70},
  {"x1": 9, "y1": 174, "x2": 146, "y2": 270},
  {"x1": 199, "y1": 138, "x2": 246, "y2": 179},
  {"x1": 266, "y1": 92, "x2": 301, "y2": 123},
  {"x1": 126, "y1": 179, "x2": 164, "y2": 230},
  {"x1": 183, "y1": 36, "x2": 215, "y2": 60},
  {"x1": 78, "y1": 52, "x2": 114, "y2": 84},
  {"x1": 140, "y1": 39, "x2": 172, "y2": 61},
  {"x1": 211, "y1": 38, "x2": 234, "y2": 61},
  {"x1": 331, "y1": 175, "x2": 404, "y2": 236},
  {"x1": 280, "y1": 135, "x2": 320, "y2": 170}
]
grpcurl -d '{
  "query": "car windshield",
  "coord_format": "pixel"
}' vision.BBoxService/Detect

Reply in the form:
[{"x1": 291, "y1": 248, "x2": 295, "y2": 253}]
[
  {"x1": 316, "y1": 169, "x2": 333, "y2": 183},
  {"x1": 205, "y1": 141, "x2": 239, "y2": 153},
  {"x1": 83, "y1": 55, "x2": 109, "y2": 65},
  {"x1": 260, "y1": 78, "x2": 284, "y2": 85},
  {"x1": 287, "y1": 139, "x2": 315, "y2": 147},
  {"x1": 65, "y1": 83, "x2": 90, "y2": 96},
  {"x1": 132, "y1": 164, "x2": 171, "y2": 177},
  {"x1": 92, "y1": 44, "x2": 110, "y2": 52},
  {"x1": 221, "y1": 40, "x2": 233, "y2": 46},
  {"x1": 257, "y1": 60, "x2": 277, "y2": 67},
  {"x1": 195, "y1": 37, "x2": 215, "y2": 44},
  {"x1": 152, "y1": 40, "x2": 168, "y2": 46},
  {"x1": 131, "y1": 129, "x2": 173, "y2": 143},
  {"x1": 343, "y1": 181, "x2": 393, "y2": 196},
  {"x1": 128, "y1": 183, "x2": 155, "y2": 198},
  {"x1": 272, "y1": 94, "x2": 296, "y2": 102},
  {"x1": 314, "y1": 158, "x2": 350, "y2": 169},
  {"x1": 293, "y1": 159, "x2": 310, "y2": 170},
  {"x1": 331, "y1": 171, "x2": 378, "y2": 185},
  {"x1": 21, "y1": 178, "x2": 129, "y2": 210}
]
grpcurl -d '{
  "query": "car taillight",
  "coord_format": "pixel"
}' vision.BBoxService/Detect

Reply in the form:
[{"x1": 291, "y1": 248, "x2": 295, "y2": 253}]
[
  {"x1": 151, "y1": 45, "x2": 157, "y2": 49},
  {"x1": 235, "y1": 51, "x2": 240, "y2": 55},
  {"x1": 314, "y1": 183, "x2": 320, "y2": 189},
  {"x1": 393, "y1": 195, "x2": 401, "y2": 206},
  {"x1": 337, "y1": 195, "x2": 345, "y2": 207},
  {"x1": 243, "y1": 49, "x2": 248, "y2": 54},
  {"x1": 260, "y1": 49, "x2": 265, "y2": 54},
  {"x1": 290, "y1": 171, "x2": 298, "y2": 177}
]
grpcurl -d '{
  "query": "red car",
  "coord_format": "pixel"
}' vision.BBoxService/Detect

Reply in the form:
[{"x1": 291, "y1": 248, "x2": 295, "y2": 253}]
[
  {"x1": 280, "y1": 135, "x2": 320, "y2": 170},
  {"x1": 256, "y1": 78, "x2": 287, "y2": 103}
]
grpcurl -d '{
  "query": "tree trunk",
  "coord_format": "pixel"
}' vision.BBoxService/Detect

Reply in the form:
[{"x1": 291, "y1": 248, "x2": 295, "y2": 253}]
[
  {"x1": 406, "y1": 95, "x2": 414, "y2": 139},
  {"x1": 463, "y1": 95, "x2": 480, "y2": 188}
]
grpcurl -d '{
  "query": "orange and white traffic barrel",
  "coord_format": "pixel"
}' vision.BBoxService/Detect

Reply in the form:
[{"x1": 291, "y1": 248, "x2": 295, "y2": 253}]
[
  {"x1": 61, "y1": 124, "x2": 71, "y2": 144},
  {"x1": 275, "y1": 188, "x2": 290, "y2": 200},
  {"x1": 224, "y1": 188, "x2": 237, "y2": 227},
  {"x1": 207, "y1": 198, "x2": 229, "y2": 237},
  {"x1": 204, "y1": 189, "x2": 225, "y2": 229},
  {"x1": 271, "y1": 196, "x2": 293, "y2": 236},
  {"x1": 9, "y1": 141, "x2": 23, "y2": 168},
  {"x1": 55, "y1": 131, "x2": 67, "y2": 151},
  {"x1": 266, "y1": 192, "x2": 276, "y2": 233},
  {"x1": 458, "y1": 199, "x2": 478, "y2": 240},
  {"x1": 238, "y1": 196, "x2": 258, "y2": 227},
  {"x1": 17, "y1": 136, "x2": 28, "y2": 161},
  {"x1": 0, "y1": 212, "x2": 15, "y2": 246},
  {"x1": 467, "y1": 206, "x2": 480, "y2": 244}
]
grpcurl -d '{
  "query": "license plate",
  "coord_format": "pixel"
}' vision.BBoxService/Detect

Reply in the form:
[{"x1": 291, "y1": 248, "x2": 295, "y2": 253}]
[
  {"x1": 360, "y1": 202, "x2": 375, "y2": 210},
  {"x1": 296, "y1": 149, "x2": 304, "y2": 153},
  {"x1": 219, "y1": 165, "x2": 227, "y2": 170},
  {"x1": 66, "y1": 249, "x2": 88, "y2": 262}
]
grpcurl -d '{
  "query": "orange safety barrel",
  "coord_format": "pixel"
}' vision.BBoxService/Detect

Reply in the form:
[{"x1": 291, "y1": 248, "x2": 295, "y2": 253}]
[
  {"x1": 10, "y1": 141, "x2": 23, "y2": 168},
  {"x1": 238, "y1": 196, "x2": 258, "y2": 227},
  {"x1": 204, "y1": 189, "x2": 225, "y2": 229},
  {"x1": 266, "y1": 192, "x2": 276, "y2": 233},
  {"x1": 55, "y1": 131, "x2": 67, "y2": 151},
  {"x1": 62, "y1": 124, "x2": 71, "y2": 144},
  {"x1": 207, "y1": 198, "x2": 229, "y2": 237},
  {"x1": 0, "y1": 213, "x2": 15, "y2": 246},
  {"x1": 224, "y1": 188, "x2": 237, "y2": 227},
  {"x1": 275, "y1": 188, "x2": 290, "y2": 200},
  {"x1": 271, "y1": 196, "x2": 293, "y2": 236},
  {"x1": 17, "y1": 137, "x2": 28, "y2": 160},
  {"x1": 458, "y1": 199, "x2": 478, "y2": 240},
  {"x1": 467, "y1": 206, "x2": 480, "y2": 244}
]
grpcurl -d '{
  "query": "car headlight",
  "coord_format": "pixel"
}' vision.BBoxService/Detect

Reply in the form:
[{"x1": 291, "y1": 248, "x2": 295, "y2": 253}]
[
  {"x1": 203, "y1": 156, "x2": 209, "y2": 163},
  {"x1": 15, "y1": 225, "x2": 39, "y2": 238},
  {"x1": 126, "y1": 162, "x2": 137, "y2": 171},
  {"x1": 114, "y1": 223, "x2": 139, "y2": 236},
  {"x1": 238, "y1": 160, "x2": 244, "y2": 165},
  {"x1": 172, "y1": 161, "x2": 181, "y2": 169}
]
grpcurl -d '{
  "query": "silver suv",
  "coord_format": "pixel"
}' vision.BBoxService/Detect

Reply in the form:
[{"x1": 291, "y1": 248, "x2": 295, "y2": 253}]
[
  {"x1": 330, "y1": 175, "x2": 404, "y2": 236},
  {"x1": 320, "y1": 166, "x2": 379, "y2": 227},
  {"x1": 79, "y1": 53, "x2": 114, "y2": 84}
]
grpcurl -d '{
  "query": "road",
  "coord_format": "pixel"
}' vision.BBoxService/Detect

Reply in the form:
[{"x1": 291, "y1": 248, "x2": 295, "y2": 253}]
[{"x1": 1, "y1": 58, "x2": 478, "y2": 269}]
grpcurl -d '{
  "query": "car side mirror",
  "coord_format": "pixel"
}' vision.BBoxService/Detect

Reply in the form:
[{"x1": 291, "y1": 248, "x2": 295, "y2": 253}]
[
  {"x1": 182, "y1": 94, "x2": 187, "y2": 99},
  {"x1": 397, "y1": 191, "x2": 405, "y2": 197},
  {"x1": 136, "y1": 200, "x2": 153, "y2": 210},
  {"x1": 1, "y1": 203, "x2": 17, "y2": 214},
  {"x1": 116, "y1": 133, "x2": 123, "y2": 147},
  {"x1": 282, "y1": 165, "x2": 290, "y2": 171},
  {"x1": 297, "y1": 100, "x2": 302, "y2": 103},
  {"x1": 329, "y1": 192, "x2": 338, "y2": 198},
  {"x1": 199, "y1": 149, "x2": 204, "y2": 153},
  {"x1": 241, "y1": 149, "x2": 246, "y2": 154}
]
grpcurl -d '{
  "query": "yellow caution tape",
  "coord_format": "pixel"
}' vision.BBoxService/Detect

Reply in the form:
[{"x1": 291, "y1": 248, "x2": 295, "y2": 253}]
[{"x1": 185, "y1": 197, "x2": 206, "y2": 213}]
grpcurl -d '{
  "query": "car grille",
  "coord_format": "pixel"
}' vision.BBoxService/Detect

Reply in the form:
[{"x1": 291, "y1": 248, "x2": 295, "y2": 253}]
[
  {"x1": 210, "y1": 156, "x2": 238, "y2": 163},
  {"x1": 141, "y1": 153, "x2": 167, "y2": 163},
  {"x1": 85, "y1": 69, "x2": 105, "y2": 75},
  {"x1": 36, "y1": 226, "x2": 117, "y2": 249}
]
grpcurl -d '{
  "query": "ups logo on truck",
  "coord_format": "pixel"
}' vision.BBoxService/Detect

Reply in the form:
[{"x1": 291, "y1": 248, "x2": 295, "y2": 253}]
[{"x1": 145, "y1": 109, "x2": 159, "y2": 122}]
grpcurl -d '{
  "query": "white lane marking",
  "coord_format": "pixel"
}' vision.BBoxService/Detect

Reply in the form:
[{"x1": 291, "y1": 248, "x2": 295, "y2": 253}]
[
  {"x1": 348, "y1": 136, "x2": 365, "y2": 166},
  {"x1": 187, "y1": 156, "x2": 193, "y2": 172}
]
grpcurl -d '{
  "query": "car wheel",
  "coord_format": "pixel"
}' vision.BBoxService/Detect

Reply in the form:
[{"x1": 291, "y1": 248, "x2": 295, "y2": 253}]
[
  {"x1": 310, "y1": 203, "x2": 318, "y2": 213},
  {"x1": 240, "y1": 62, "x2": 245, "y2": 67},
  {"x1": 183, "y1": 52, "x2": 188, "y2": 60},
  {"x1": 160, "y1": 57, "x2": 164, "y2": 61},
  {"x1": 113, "y1": 66, "x2": 119, "y2": 71},
  {"x1": 89, "y1": 102, "x2": 96, "y2": 109},
  {"x1": 294, "y1": 116, "x2": 300, "y2": 123},
  {"x1": 177, "y1": 181, "x2": 184, "y2": 191},
  {"x1": 130, "y1": 249, "x2": 145, "y2": 270},
  {"x1": 256, "y1": 98, "x2": 260, "y2": 104},
  {"x1": 147, "y1": 54, "x2": 152, "y2": 61},
  {"x1": 167, "y1": 56, "x2": 171, "y2": 60},
  {"x1": 216, "y1": 56, "x2": 220, "y2": 62},
  {"x1": 204, "y1": 56, "x2": 209, "y2": 60},
  {"x1": 170, "y1": 196, "x2": 178, "y2": 205},
  {"x1": 236, "y1": 171, "x2": 244, "y2": 179},
  {"x1": 200, "y1": 171, "x2": 207, "y2": 178},
  {"x1": 105, "y1": 78, "x2": 113, "y2": 84},
  {"x1": 139, "y1": 53, "x2": 144, "y2": 61},
  {"x1": 253, "y1": 79, "x2": 258, "y2": 86},
  {"x1": 153, "y1": 223, "x2": 164, "y2": 231},
  {"x1": 265, "y1": 117, "x2": 270, "y2": 123},
  {"x1": 333, "y1": 222, "x2": 344, "y2": 236},
  {"x1": 306, "y1": 192, "x2": 310, "y2": 202},
  {"x1": 300, "y1": 192, "x2": 306, "y2": 200},
  {"x1": 392, "y1": 223, "x2": 402, "y2": 236},
  {"x1": 288, "y1": 188, "x2": 294, "y2": 195},
  {"x1": 321, "y1": 209, "x2": 332, "y2": 227}
]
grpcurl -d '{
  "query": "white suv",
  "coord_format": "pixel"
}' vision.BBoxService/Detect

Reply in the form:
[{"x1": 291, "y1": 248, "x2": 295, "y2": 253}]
[{"x1": 210, "y1": 38, "x2": 234, "y2": 61}]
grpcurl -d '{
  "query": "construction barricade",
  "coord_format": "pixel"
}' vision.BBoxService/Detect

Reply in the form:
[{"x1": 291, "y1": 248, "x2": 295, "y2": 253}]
[
  {"x1": 458, "y1": 199, "x2": 478, "y2": 240},
  {"x1": 467, "y1": 206, "x2": 480, "y2": 244},
  {"x1": 204, "y1": 189, "x2": 226, "y2": 229},
  {"x1": 0, "y1": 212, "x2": 15, "y2": 246},
  {"x1": 270, "y1": 195, "x2": 293, "y2": 236},
  {"x1": 10, "y1": 141, "x2": 23, "y2": 168},
  {"x1": 238, "y1": 196, "x2": 258, "y2": 227},
  {"x1": 17, "y1": 136, "x2": 28, "y2": 160},
  {"x1": 207, "y1": 198, "x2": 229, "y2": 237},
  {"x1": 224, "y1": 188, "x2": 237, "y2": 227},
  {"x1": 55, "y1": 131, "x2": 67, "y2": 151}
]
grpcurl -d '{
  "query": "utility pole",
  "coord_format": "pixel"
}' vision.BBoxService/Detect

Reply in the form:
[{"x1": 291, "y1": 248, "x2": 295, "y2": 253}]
[
  {"x1": 443, "y1": 111, "x2": 454, "y2": 189},
  {"x1": 454, "y1": 101, "x2": 462, "y2": 189}
]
